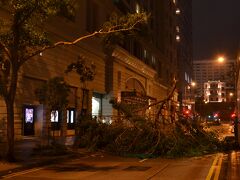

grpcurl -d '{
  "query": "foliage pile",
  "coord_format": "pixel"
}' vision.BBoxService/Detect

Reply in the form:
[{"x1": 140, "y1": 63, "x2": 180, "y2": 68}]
[{"x1": 76, "y1": 114, "x2": 221, "y2": 157}]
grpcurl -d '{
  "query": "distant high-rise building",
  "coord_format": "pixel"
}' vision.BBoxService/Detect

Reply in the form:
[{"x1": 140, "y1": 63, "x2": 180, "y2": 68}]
[{"x1": 193, "y1": 59, "x2": 235, "y2": 100}]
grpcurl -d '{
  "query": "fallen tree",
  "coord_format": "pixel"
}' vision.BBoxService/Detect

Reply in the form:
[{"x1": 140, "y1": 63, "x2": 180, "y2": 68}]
[{"x1": 76, "y1": 80, "x2": 221, "y2": 157}]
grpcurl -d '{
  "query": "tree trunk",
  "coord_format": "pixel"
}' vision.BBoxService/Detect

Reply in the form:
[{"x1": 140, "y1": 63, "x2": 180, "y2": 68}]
[
  {"x1": 6, "y1": 100, "x2": 15, "y2": 161},
  {"x1": 60, "y1": 108, "x2": 67, "y2": 145},
  {"x1": 5, "y1": 68, "x2": 19, "y2": 161}
]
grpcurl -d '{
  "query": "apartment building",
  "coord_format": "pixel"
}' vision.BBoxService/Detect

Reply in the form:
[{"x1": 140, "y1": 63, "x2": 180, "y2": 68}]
[
  {"x1": 204, "y1": 81, "x2": 226, "y2": 103},
  {"x1": 193, "y1": 59, "x2": 236, "y2": 98},
  {"x1": 0, "y1": 0, "x2": 185, "y2": 141}
]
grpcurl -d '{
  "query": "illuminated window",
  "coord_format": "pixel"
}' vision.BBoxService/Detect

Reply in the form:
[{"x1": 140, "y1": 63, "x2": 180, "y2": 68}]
[
  {"x1": 176, "y1": 8, "x2": 180, "y2": 14},
  {"x1": 25, "y1": 108, "x2": 34, "y2": 123},
  {"x1": 67, "y1": 109, "x2": 75, "y2": 129},
  {"x1": 51, "y1": 110, "x2": 60, "y2": 130},
  {"x1": 176, "y1": 26, "x2": 180, "y2": 32},
  {"x1": 51, "y1": 111, "x2": 59, "y2": 122},
  {"x1": 151, "y1": 55, "x2": 156, "y2": 65},
  {"x1": 176, "y1": 35, "x2": 180, "y2": 42},
  {"x1": 67, "y1": 109, "x2": 75, "y2": 124},
  {"x1": 92, "y1": 97, "x2": 100, "y2": 116},
  {"x1": 92, "y1": 93, "x2": 102, "y2": 117},
  {"x1": 143, "y1": 49, "x2": 147, "y2": 59},
  {"x1": 135, "y1": 3, "x2": 140, "y2": 13}
]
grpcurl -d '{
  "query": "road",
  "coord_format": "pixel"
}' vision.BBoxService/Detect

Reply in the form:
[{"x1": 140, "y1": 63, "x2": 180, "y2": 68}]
[
  {"x1": 1, "y1": 151, "x2": 236, "y2": 180},
  {"x1": 1, "y1": 123, "x2": 239, "y2": 180},
  {"x1": 208, "y1": 122, "x2": 233, "y2": 140},
  {"x1": 220, "y1": 151, "x2": 240, "y2": 180}
]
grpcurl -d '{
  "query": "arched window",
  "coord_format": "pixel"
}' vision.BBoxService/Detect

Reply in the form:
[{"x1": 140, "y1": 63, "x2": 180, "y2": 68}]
[{"x1": 125, "y1": 78, "x2": 145, "y2": 95}]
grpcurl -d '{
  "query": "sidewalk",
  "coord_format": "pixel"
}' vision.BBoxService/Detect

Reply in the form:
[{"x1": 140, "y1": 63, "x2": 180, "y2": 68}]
[{"x1": 0, "y1": 137, "x2": 87, "y2": 177}]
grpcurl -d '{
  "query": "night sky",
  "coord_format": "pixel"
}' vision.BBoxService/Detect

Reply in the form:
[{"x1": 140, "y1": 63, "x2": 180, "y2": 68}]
[{"x1": 193, "y1": 0, "x2": 240, "y2": 60}]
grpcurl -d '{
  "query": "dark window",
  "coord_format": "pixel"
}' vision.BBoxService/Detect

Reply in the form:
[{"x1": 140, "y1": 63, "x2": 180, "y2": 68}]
[
  {"x1": 158, "y1": 61, "x2": 162, "y2": 78},
  {"x1": 82, "y1": 89, "x2": 89, "y2": 110},
  {"x1": 113, "y1": 0, "x2": 129, "y2": 14},
  {"x1": 86, "y1": 1, "x2": 99, "y2": 32}
]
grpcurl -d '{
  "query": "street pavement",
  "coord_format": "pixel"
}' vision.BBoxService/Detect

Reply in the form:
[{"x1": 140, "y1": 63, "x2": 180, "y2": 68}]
[
  {"x1": 0, "y1": 123, "x2": 239, "y2": 180},
  {"x1": 0, "y1": 151, "x2": 216, "y2": 180}
]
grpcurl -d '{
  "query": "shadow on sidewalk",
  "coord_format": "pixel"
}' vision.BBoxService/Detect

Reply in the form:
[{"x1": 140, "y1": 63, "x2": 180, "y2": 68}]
[{"x1": 0, "y1": 136, "x2": 82, "y2": 177}]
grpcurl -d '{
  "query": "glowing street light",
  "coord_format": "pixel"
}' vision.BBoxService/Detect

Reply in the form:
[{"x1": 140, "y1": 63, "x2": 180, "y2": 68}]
[
  {"x1": 191, "y1": 81, "x2": 196, "y2": 87},
  {"x1": 217, "y1": 56, "x2": 225, "y2": 63}
]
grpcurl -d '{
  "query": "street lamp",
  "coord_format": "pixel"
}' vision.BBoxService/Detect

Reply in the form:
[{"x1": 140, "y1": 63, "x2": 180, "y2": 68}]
[
  {"x1": 191, "y1": 81, "x2": 196, "y2": 87},
  {"x1": 183, "y1": 81, "x2": 196, "y2": 111},
  {"x1": 217, "y1": 55, "x2": 225, "y2": 63}
]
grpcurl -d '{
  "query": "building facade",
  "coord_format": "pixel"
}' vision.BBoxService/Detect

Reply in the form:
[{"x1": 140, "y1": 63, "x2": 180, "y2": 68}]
[
  {"x1": 204, "y1": 81, "x2": 226, "y2": 103},
  {"x1": 193, "y1": 59, "x2": 236, "y2": 100},
  {"x1": 0, "y1": 0, "x2": 185, "y2": 141},
  {"x1": 175, "y1": 0, "x2": 193, "y2": 109}
]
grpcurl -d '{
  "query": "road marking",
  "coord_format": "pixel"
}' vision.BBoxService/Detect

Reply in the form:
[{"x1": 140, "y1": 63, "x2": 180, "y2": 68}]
[
  {"x1": 2, "y1": 167, "x2": 45, "y2": 179},
  {"x1": 206, "y1": 153, "x2": 223, "y2": 180},
  {"x1": 147, "y1": 163, "x2": 170, "y2": 180},
  {"x1": 139, "y1": 158, "x2": 148, "y2": 163},
  {"x1": 214, "y1": 153, "x2": 223, "y2": 180}
]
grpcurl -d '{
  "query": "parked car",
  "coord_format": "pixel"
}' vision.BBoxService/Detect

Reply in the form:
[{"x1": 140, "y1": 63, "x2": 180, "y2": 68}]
[{"x1": 206, "y1": 113, "x2": 221, "y2": 125}]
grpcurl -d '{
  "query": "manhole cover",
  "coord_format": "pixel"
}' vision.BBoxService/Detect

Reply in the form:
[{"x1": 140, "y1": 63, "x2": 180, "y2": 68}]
[{"x1": 124, "y1": 166, "x2": 151, "y2": 171}]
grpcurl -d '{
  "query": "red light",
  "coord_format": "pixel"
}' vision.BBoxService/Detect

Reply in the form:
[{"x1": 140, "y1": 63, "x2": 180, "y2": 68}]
[
  {"x1": 231, "y1": 113, "x2": 236, "y2": 118},
  {"x1": 214, "y1": 113, "x2": 218, "y2": 118}
]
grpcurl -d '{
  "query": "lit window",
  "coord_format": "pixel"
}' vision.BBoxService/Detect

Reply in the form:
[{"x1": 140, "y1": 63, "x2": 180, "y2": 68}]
[
  {"x1": 51, "y1": 111, "x2": 59, "y2": 122},
  {"x1": 151, "y1": 55, "x2": 156, "y2": 64},
  {"x1": 92, "y1": 97, "x2": 101, "y2": 116},
  {"x1": 67, "y1": 109, "x2": 75, "y2": 124},
  {"x1": 67, "y1": 109, "x2": 75, "y2": 129},
  {"x1": 143, "y1": 49, "x2": 147, "y2": 59},
  {"x1": 176, "y1": 26, "x2": 180, "y2": 32},
  {"x1": 25, "y1": 108, "x2": 34, "y2": 123},
  {"x1": 176, "y1": 35, "x2": 180, "y2": 42},
  {"x1": 136, "y1": 3, "x2": 140, "y2": 13},
  {"x1": 176, "y1": 9, "x2": 180, "y2": 14}
]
